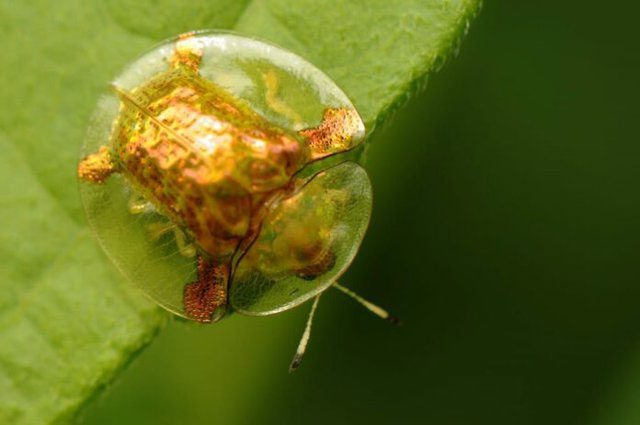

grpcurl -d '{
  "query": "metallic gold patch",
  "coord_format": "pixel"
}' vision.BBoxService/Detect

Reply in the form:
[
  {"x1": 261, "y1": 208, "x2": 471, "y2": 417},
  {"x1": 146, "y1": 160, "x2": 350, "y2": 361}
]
[{"x1": 78, "y1": 146, "x2": 115, "y2": 183}]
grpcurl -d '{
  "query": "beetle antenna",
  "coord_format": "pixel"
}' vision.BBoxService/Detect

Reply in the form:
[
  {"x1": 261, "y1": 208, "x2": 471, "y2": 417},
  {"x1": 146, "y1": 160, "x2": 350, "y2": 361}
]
[
  {"x1": 333, "y1": 282, "x2": 402, "y2": 325},
  {"x1": 289, "y1": 294, "x2": 322, "y2": 373}
]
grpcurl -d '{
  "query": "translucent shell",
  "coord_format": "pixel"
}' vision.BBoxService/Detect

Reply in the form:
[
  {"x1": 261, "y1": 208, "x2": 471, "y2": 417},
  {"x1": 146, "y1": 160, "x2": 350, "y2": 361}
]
[
  {"x1": 231, "y1": 162, "x2": 372, "y2": 315},
  {"x1": 79, "y1": 31, "x2": 368, "y2": 320}
]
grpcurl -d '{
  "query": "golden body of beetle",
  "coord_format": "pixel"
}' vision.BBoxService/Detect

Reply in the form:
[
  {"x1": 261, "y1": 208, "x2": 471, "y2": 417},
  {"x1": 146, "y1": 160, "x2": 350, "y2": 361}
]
[{"x1": 78, "y1": 35, "x2": 364, "y2": 323}]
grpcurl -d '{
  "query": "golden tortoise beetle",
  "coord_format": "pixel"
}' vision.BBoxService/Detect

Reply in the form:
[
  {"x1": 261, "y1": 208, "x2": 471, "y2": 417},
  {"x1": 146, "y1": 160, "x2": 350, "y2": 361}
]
[{"x1": 78, "y1": 31, "x2": 399, "y2": 370}]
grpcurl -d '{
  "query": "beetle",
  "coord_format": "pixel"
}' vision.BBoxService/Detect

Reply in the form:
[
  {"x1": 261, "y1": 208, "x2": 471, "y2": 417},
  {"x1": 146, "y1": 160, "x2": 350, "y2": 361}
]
[{"x1": 78, "y1": 32, "x2": 398, "y2": 370}]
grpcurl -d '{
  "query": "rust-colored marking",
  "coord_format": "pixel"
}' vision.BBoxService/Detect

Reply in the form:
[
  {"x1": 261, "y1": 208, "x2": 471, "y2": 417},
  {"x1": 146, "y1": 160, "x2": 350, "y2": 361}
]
[
  {"x1": 183, "y1": 256, "x2": 229, "y2": 323},
  {"x1": 299, "y1": 108, "x2": 364, "y2": 159}
]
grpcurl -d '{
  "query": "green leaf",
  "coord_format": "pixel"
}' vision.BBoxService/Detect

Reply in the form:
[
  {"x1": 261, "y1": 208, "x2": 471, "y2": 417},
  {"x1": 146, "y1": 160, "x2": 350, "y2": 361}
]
[{"x1": 0, "y1": 0, "x2": 479, "y2": 422}]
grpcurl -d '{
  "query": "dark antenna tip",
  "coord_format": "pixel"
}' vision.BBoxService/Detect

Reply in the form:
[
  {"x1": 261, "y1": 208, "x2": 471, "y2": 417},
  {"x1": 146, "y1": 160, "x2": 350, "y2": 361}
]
[
  {"x1": 289, "y1": 295, "x2": 321, "y2": 373},
  {"x1": 289, "y1": 355, "x2": 303, "y2": 373},
  {"x1": 387, "y1": 315, "x2": 403, "y2": 326}
]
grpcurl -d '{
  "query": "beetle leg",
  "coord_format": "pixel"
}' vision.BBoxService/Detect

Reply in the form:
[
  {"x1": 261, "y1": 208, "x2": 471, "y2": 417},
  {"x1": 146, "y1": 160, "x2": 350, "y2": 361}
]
[
  {"x1": 295, "y1": 249, "x2": 336, "y2": 280},
  {"x1": 78, "y1": 146, "x2": 116, "y2": 183},
  {"x1": 183, "y1": 256, "x2": 229, "y2": 323},
  {"x1": 298, "y1": 108, "x2": 365, "y2": 160},
  {"x1": 169, "y1": 32, "x2": 203, "y2": 73},
  {"x1": 128, "y1": 193, "x2": 153, "y2": 214},
  {"x1": 146, "y1": 221, "x2": 174, "y2": 241},
  {"x1": 173, "y1": 226, "x2": 196, "y2": 258},
  {"x1": 146, "y1": 222, "x2": 196, "y2": 258},
  {"x1": 263, "y1": 69, "x2": 303, "y2": 126}
]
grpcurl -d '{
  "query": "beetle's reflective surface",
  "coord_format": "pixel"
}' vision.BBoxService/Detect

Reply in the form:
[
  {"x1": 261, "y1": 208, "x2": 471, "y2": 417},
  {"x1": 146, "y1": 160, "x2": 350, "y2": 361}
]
[
  {"x1": 231, "y1": 162, "x2": 371, "y2": 315},
  {"x1": 78, "y1": 31, "x2": 370, "y2": 323}
]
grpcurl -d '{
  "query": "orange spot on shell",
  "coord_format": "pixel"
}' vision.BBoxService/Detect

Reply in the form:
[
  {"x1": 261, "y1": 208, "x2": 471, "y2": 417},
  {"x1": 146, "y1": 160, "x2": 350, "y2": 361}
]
[
  {"x1": 299, "y1": 108, "x2": 364, "y2": 159},
  {"x1": 183, "y1": 257, "x2": 228, "y2": 323}
]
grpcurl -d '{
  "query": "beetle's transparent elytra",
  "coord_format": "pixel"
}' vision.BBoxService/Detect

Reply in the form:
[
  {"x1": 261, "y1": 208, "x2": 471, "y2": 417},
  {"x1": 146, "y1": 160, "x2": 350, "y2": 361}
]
[
  {"x1": 78, "y1": 31, "x2": 398, "y2": 369},
  {"x1": 78, "y1": 34, "x2": 370, "y2": 322}
]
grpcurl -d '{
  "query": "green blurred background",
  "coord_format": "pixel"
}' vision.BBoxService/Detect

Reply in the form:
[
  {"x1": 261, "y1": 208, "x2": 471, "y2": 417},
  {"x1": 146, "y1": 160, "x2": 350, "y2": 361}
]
[{"x1": 82, "y1": 1, "x2": 640, "y2": 424}]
